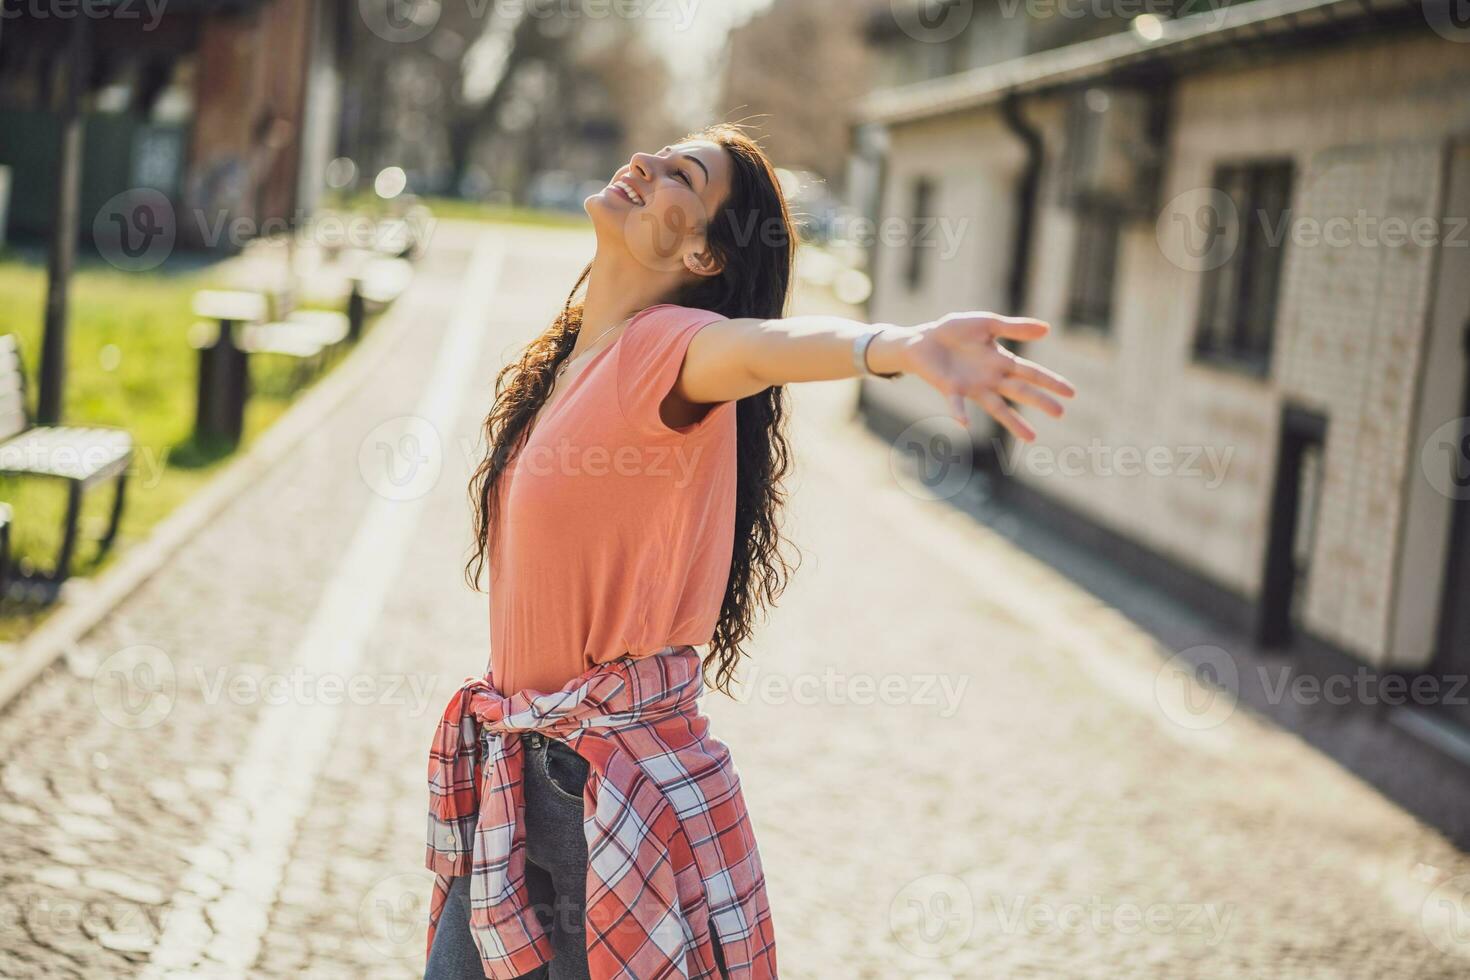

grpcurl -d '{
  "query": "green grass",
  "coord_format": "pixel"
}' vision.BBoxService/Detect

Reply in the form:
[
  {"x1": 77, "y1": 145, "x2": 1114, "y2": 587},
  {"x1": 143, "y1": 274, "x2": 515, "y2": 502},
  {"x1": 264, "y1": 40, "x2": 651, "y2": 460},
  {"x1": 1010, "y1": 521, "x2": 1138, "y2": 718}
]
[
  {"x1": 417, "y1": 198, "x2": 589, "y2": 228},
  {"x1": 0, "y1": 251, "x2": 327, "y2": 640},
  {"x1": 338, "y1": 192, "x2": 589, "y2": 229}
]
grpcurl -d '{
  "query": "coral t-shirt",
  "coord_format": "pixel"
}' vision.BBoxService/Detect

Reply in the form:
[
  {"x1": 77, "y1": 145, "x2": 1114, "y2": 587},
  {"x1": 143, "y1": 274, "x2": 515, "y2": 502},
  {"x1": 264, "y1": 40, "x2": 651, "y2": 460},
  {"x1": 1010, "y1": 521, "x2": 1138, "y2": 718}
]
[{"x1": 488, "y1": 304, "x2": 738, "y2": 697}]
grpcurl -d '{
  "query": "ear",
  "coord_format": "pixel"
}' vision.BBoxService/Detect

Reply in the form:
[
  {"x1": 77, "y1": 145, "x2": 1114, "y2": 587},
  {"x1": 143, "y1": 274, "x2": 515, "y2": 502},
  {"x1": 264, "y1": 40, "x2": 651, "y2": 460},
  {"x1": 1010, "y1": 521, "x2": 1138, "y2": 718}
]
[{"x1": 683, "y1": 248, "x2": 723, "y2": 278}]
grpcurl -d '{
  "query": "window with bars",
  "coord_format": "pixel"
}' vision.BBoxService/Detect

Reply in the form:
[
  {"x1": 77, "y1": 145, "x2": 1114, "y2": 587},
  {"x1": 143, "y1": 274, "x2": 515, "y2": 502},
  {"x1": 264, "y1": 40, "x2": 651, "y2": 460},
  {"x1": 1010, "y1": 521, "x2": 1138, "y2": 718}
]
[
  {"x1": 905, "y1": 177, "x2": 935, "y2": 292},
  {"x1": 1194, "y1": 161, "x2": 1294, "y2": 375},
  {"x1": 1065, "y1": 202, "x2": 1123, "y2": 331}
]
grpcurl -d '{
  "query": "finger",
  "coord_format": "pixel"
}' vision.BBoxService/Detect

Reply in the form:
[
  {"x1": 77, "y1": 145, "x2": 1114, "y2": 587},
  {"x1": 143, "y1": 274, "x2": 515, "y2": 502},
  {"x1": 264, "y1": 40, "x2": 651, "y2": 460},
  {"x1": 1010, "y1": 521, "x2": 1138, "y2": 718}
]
[
  {"x1": 996, "y1": 379, "x2": 1065, "y2": 419},
  {"x1": 979, "y1": 391, "x2": 1036, "y2": 442},
  {"x1": 1004, "y1": 355, "x2": 1076, "y2": 399},
  {"x1": 947, "y1": 391, "x2": 968, "y2": 426},
  {"x1": 985, "y1": 316, "x2": 1050, "y2": 343}
]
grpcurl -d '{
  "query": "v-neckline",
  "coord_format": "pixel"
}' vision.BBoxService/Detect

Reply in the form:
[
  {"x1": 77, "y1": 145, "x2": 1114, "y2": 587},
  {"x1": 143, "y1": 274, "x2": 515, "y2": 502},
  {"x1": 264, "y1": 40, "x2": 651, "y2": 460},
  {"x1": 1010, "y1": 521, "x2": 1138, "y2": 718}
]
[{"x1": 523, "y1": 326, "x2": 628, "y2": 448}]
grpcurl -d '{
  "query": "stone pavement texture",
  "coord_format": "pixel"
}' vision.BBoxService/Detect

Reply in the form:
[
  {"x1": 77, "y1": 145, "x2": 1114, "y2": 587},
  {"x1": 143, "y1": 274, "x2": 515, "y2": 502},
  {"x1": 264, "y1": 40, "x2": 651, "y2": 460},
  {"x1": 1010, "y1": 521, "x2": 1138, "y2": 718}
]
[{"x1": 1, "y1": 222, "x2": 1468, "y2": 978}]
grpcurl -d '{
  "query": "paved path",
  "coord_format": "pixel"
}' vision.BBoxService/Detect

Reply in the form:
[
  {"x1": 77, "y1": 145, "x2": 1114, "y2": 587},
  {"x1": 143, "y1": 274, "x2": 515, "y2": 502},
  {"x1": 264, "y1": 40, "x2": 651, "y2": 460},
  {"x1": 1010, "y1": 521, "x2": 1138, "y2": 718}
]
[{"x1": 1, "y1": 222, "x2": 1468, "y2": 978}]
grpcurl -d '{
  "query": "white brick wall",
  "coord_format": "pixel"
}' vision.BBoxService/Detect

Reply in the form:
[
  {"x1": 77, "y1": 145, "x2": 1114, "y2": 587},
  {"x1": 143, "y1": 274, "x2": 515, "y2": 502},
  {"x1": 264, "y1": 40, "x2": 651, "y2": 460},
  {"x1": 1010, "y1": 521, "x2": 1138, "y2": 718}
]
[
  {"x1": 870, "y1": 32, "x2": 1470, "y2": 665},
  {"x1": 1275, "y1": 141, "x2": 1444, "y2": 659},
  {"x1": 867, "y1": 110, "x2": 1025, "y2": 437}
]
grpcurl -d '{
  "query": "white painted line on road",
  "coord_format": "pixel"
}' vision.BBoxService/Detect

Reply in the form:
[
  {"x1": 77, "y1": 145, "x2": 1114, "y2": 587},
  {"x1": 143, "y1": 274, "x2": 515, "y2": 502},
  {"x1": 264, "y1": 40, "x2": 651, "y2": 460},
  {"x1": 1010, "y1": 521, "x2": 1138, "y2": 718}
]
[
  {"x1": 0, "y1": 241, "x2": 433, "y2": 716},
  {"x1": 144, "y1": 234, "x2": 505, "y2": 976}
]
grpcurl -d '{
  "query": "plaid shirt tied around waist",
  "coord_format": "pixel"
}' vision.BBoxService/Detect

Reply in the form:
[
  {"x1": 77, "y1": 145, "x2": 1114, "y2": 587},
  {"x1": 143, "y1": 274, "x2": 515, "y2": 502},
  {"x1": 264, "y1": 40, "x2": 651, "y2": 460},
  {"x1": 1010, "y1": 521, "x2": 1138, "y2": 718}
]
[{"x1": 425, "y1": 645, "x2": 778, "y2": 978}]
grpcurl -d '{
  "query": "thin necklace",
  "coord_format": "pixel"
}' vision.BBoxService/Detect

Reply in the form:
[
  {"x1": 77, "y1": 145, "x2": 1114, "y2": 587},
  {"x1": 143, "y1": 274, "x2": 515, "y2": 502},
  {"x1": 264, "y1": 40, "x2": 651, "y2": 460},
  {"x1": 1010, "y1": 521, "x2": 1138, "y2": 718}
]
[
  {"x1": 528, "y1": 316, "x2": 629, "y2": 446},
  {"x1": 554, "y1": 316, "x2": 627, "y2": 381}
]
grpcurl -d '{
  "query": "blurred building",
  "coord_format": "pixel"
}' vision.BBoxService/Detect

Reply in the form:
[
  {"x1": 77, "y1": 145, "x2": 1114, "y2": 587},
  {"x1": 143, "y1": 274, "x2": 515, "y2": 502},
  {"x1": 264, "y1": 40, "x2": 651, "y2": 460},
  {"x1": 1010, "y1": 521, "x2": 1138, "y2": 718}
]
[
  {"x1": 0, "y1": 0, "x2": 348, "y2": 250},
  {"x1": 856, "y1": 0, "x2": 1470, "y2": 681}
]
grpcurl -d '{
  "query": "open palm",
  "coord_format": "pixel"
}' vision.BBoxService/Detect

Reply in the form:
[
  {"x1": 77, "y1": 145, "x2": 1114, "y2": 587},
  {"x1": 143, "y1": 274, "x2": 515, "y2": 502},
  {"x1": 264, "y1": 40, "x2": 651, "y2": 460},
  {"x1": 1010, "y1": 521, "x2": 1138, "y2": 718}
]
[{"x1": 903, "y1": 313, "x2": 1076, "y2": 442}]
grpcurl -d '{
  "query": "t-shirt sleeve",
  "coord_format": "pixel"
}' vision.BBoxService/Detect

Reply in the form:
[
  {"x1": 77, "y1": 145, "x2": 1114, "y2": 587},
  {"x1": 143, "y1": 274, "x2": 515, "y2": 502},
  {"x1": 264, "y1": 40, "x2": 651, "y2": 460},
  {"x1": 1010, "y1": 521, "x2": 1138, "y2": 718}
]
[{"x1": 615, "y1": 304, "x2": 733, "y2": 436}]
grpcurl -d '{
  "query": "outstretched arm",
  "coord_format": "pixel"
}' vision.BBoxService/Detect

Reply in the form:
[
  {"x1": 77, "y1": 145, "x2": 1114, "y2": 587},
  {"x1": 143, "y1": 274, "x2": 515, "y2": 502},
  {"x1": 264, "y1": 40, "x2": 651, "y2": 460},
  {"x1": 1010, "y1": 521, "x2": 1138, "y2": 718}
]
[{"x1": 675, "y1": 312, "x2": 1076, "y2": 442}]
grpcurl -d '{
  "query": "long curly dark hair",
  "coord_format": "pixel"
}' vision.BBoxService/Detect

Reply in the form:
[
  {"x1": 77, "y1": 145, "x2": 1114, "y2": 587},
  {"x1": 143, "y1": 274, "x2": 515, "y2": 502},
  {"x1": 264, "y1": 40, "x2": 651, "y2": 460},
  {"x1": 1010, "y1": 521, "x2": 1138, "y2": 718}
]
[{"x1": 464, "y1": 123, "x2": 798, "y2": 696}]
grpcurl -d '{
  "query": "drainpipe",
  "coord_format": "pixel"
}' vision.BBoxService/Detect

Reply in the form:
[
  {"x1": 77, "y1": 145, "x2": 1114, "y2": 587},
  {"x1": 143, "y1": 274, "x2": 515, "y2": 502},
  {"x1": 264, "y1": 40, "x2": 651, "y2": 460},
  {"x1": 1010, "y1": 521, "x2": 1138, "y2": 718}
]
[
  {"x1": 852, "y1": 120, "x2": 890, "y2": 422},
  {"x1": 989, "y1": 91, "x2": 1044, "y2": 472},
  {"x1": 1000, "y1": 91, "x2": 1042, "y2": 316}
]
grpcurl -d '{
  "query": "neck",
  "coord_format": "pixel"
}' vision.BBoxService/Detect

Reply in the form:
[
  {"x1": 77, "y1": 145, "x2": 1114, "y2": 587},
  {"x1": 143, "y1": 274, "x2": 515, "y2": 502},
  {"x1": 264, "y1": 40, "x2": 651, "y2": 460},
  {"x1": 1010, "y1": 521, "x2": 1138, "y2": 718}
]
[{"x1": 578, "y1": 248, "x2": 683, "y2": 355}]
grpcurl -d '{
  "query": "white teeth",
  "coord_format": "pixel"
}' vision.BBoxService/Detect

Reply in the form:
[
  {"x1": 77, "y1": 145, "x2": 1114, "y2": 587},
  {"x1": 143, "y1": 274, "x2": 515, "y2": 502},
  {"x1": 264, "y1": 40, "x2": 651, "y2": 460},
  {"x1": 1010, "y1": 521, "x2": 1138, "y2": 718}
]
[{"x1": 613, "y1": 179, "x2": 644, "y2": 205}]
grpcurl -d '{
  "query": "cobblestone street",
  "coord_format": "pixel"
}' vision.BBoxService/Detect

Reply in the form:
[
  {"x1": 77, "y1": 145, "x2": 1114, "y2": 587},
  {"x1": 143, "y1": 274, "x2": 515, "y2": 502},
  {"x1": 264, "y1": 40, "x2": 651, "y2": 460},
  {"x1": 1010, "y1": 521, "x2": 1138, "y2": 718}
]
[{"x1": 1, "y1": 222, "x2": 1468, "y2": 978}]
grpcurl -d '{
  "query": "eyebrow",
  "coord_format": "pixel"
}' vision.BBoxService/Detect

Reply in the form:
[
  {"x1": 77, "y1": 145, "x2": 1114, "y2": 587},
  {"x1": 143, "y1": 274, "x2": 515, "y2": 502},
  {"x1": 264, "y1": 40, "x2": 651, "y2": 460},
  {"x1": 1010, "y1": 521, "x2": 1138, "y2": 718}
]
[{"x1": 662, "y1": 146, "x2": 709, "y2": 187}]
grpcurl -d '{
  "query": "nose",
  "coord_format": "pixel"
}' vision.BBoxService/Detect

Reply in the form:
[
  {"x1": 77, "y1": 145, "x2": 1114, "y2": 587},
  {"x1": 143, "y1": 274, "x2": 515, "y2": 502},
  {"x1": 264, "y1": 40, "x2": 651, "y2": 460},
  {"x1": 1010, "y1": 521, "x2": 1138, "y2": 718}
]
[{"x1": 627, "y1": 153, "x2": 657, "y2": 182}]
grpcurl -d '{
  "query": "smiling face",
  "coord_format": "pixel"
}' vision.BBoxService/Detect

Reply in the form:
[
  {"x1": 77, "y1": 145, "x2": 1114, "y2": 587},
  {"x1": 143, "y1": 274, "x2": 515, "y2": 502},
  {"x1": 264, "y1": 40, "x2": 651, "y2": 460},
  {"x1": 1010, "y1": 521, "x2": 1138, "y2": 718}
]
[{"x1": 585, "y1": 139, "x2": 735, "y2": 279}]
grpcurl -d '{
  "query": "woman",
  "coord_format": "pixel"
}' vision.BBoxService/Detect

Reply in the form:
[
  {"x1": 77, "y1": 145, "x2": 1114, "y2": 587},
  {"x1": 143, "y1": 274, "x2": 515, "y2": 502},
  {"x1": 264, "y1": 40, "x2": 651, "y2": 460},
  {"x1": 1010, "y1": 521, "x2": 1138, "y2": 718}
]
[{"x1": 424, "y1": 123, "x2": 1075, "y2": 979}]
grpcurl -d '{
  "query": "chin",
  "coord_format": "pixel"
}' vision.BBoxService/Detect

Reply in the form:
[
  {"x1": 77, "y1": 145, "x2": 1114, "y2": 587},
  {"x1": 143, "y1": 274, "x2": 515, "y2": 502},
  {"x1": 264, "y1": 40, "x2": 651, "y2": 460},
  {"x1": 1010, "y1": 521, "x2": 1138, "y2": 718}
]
[
  {"x1": 584, "y1": 187, "x2": 623, "y2": 219},
  {"x1": 585, "y1": 193, "x2": 627, "y2": 246}
]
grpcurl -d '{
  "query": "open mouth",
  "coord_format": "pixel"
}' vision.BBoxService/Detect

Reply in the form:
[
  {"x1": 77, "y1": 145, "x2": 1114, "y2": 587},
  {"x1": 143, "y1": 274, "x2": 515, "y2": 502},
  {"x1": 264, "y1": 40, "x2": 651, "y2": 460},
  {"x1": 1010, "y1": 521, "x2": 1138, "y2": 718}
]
[{"x1": 609, "y1": 178, "x2": 645, "y2": 206}]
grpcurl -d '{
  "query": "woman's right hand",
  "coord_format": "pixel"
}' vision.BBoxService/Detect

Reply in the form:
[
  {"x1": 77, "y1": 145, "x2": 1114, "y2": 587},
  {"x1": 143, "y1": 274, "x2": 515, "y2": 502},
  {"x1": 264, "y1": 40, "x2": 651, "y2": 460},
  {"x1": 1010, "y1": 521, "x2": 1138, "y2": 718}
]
[{"x1": 867, "y1": 313, "x2": 1076, "y2": 442}]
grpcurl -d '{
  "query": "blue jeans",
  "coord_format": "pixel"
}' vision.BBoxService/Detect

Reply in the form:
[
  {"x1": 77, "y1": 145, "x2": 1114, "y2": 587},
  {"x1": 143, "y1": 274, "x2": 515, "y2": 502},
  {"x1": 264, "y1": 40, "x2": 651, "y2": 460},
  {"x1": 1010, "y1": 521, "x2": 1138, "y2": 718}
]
[{"x1": 425, "y1": 732, "x2": 727, "y2": 979}]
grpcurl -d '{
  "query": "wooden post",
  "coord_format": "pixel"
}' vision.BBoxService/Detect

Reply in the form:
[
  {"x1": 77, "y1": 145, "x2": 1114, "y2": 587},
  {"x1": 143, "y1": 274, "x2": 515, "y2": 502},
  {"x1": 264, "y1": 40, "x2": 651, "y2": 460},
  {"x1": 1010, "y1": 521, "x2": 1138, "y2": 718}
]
[{"x1": 38, "y1": 14, "x2": 91, "y2": 425}]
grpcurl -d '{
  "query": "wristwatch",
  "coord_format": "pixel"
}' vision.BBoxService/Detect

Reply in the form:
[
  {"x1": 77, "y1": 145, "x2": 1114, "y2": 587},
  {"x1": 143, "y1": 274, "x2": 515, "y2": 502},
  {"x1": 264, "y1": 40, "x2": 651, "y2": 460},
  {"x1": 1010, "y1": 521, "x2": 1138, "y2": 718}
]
[{"x1": 853, "y1": 327, "x2": 903, "y2": 379}]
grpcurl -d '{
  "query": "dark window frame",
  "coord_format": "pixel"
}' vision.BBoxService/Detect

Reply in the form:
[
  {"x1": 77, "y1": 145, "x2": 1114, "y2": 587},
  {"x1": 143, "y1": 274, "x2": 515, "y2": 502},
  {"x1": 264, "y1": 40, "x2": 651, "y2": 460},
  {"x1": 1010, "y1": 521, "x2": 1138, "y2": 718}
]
[
  {"x1": 1193, "y1": 159, "x2": 1294, "y2": 377},
  {"x1": 905, "y1": 176, "x2": 935, "y2": 292},
  {"x1": 1065, "y1": 199, "x2": 1125, "y2": 333}
]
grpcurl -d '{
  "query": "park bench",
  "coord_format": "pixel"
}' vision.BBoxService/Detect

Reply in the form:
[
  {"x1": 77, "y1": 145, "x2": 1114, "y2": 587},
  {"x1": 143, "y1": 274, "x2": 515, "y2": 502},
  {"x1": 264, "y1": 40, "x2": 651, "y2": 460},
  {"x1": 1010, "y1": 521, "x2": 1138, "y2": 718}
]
[
  {"x1": 0, "y1": 334, "x2": 132, "y2": 584},
  {"x1": 190, "y1": 260, "x2": 411, "y2": 443},
  {"x1": 190, "y1": 286, "x2": 356, "y2": 443},
  {"x1": 243, "y1": 283, "x2": 351, "y2": 377},
  {"x1": 347, "y1": 256, "x2": 414, "y2": 340}
]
